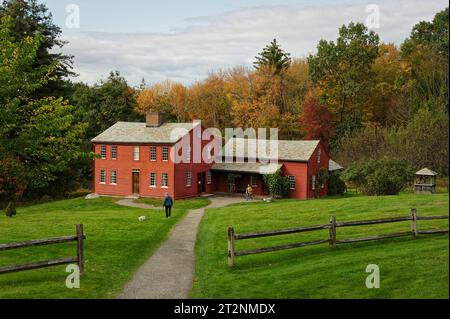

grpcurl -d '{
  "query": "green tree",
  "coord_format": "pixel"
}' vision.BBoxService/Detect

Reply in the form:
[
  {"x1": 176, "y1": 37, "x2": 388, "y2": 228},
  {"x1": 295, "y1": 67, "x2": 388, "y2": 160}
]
[
  {"x1": 388, "y1": 107, "x2": 449, "y2": 175},
  {"x1": 401, "y1": 7, "x2": 449, "y2": 112},
  {"x1": 263, "y1": 170, "x2": 291, "y2": 198},
  {"x1": 0, "y1": 0, "x2": 74, "y2": 97},
  {"x1": 254, "y1": 39, "x2": 291, "y2": 74},
  {"x1": 0, "y1": 15, "x2": 85, "y2": 200},
  {"x1": 328, "y1": 172, "x2": 346, "y2": 196},
  {"x1": 343, "y1": 159, "x2": 414, "y2": 195},
  {"x1": 72, "y1": 71, "x2": 143, "y2": 140},
  {"x1": 308, "y1": 22, "x2": 380, "y2": 148}
]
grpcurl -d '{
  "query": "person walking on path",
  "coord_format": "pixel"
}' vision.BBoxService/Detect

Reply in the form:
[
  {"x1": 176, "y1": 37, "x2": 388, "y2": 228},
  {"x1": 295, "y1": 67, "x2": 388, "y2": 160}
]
[
  {"x1": 245, "y1": 184, "x2": 253, "y2": 201},
  {"x1": 163, "y1": 192, "x2": 174, "y2": 218}
]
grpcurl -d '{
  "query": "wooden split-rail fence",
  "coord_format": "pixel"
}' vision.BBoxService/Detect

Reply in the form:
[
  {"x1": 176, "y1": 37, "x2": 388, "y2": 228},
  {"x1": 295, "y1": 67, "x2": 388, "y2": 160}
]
[
  {"x1": 0, "y1": 224, "x2": 86, "y2": 275},
  {"x1": 227, "y1": 208, "x2": 448, "y2": 266}
]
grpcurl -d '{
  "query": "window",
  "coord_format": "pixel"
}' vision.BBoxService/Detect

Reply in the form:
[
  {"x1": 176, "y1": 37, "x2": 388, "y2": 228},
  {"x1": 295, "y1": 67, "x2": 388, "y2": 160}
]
[
  {"x1": 150, "y1": 146, "x2": 156, "y2": 161},
  {"x1": 150, "y1": 172, "x2": 156, "y2": 187},
  {"x1": 111, "y1": 146, "x2": 117, "y2": 159},
  {"x1": 311, "y1": 175, "x2": 316, "y2": 191},
  {"x1": 110, "y1": 170, "x2": 117, "y2": 184},
  {"x1": 100, "y1": 145, "x2": 107, "y2": 159},
  {"x1": 161, "y1": 173, "x2": 168, "y2": 187},
  {"x1": 317, "y1": 149, "x2": 321, "y2": 164},
  {"x1": 186, "y1": 171, "x2": 192, "y2": 187},
  {"x1": 133, "y1": 146, "x2": 140, "y2": 161},
  {"x1": 207, "y1": 171, "x2": 212, "y2": 184},
  {"x1": 162, "y1": 146, "x2": 169, "y2": 161},
  {"x1": 99, "y1": 169, "x2": 106, "y2": 184},
  {"x1": 289, "y1": 176, "x2": 296, "y2": 190},
  {"x1": 251, "y1": 175, "x2": 258, "y2": 188},
  {"x1": 206, "y1": 145, "x2": 212, "y2": 160}
]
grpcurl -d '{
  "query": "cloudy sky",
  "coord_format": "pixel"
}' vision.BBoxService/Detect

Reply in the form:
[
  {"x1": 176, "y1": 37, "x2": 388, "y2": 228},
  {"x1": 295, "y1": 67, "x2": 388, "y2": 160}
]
[{"x1": 43, "y1": 0, "x2": 448, "y2": 86}]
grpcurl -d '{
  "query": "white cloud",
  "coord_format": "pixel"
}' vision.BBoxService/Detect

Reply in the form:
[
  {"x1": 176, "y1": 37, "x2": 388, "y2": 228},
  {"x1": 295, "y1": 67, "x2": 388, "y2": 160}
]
[{"x1": 60, "y1": 0, "x2": 448, "y2": 86}]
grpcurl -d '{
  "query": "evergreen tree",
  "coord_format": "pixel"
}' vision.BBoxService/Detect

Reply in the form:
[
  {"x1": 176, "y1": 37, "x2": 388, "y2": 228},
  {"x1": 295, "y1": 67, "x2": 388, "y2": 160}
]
[
  {"x1": 0, "y1": 0, "x2": 74, "y2": 97},
  {"x1": 254, "y1": 39, "x2": 291, "y2": 74}
]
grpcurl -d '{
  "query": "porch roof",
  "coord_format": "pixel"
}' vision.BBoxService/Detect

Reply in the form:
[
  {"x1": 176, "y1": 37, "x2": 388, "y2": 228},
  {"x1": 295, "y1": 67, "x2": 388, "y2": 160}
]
[{"x1": 211, "y1": 162, "x2": 283, "y2": 175}]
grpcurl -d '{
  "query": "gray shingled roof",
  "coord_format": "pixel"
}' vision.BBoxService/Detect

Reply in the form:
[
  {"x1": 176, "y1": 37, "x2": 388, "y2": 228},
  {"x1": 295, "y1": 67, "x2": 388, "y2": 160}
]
[
  {"x1": 329, "y1": 159, "x2": 344, "y2": 171},
  {"x1": 220, "y1": 138, "x2": 320, "y2": 162},
  {"x1": 211, "y1": 162, "x2": 283, "y2": 174},
  {"x1": 91, "y1": 121, "x2": 200, "y2": 144},
  {"x1": 415, "y1": 168, "x2": 438, "y2": 176}
]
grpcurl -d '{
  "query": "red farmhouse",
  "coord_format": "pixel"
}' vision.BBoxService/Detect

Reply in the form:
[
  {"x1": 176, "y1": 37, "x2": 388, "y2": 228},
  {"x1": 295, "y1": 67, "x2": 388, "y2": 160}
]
[{"x1": 91, "y1": 113, "x2": 335, "y2": 199}]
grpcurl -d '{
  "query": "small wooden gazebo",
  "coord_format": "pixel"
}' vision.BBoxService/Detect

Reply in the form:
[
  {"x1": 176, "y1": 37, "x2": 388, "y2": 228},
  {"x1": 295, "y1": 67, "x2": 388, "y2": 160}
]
[{"x1": 414, "y1": 168, "x2": 438, "y2": 194}]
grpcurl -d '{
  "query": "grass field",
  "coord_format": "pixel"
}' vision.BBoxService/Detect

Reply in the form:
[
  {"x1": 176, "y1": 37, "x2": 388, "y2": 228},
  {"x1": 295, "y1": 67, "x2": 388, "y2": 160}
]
[
  {"x1": 0, "y1": 196, "x2": 209, "y2": 299},
  {"x1": 191, "y1": 193, "x2": 449, "y2": 299}
]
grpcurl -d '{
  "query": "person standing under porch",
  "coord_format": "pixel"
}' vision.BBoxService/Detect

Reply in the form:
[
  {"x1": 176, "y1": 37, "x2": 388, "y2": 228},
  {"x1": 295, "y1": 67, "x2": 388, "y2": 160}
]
[
  {"x1": 245, "y1": 184, "x2": 253, "y2": 201},
  {"x1": 163, "y1": 192, "x2": 173, "y2": 218}
]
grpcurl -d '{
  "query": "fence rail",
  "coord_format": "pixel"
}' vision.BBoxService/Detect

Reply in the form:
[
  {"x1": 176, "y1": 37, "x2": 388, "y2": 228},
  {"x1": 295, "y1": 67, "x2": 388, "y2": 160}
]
[
  {"x1": 227, "y1": 209, "x2": 448, "y2": 266},
  {"x1": 0, "y1": 224, "x2": 86, "y2": 275}
]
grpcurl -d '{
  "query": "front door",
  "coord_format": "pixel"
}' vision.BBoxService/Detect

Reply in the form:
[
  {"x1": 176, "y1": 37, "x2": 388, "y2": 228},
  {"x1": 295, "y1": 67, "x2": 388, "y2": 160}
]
[
  {"x1": 132, "y1": 171, "x2": 140, "y2": 194},
  {"x1": 197, "y1": 172, "x2": 206, "y2": 194}
]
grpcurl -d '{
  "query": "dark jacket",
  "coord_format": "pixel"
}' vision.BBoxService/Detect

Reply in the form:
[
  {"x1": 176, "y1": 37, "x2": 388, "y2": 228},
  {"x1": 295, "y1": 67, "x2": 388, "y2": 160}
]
[{"x1": 163, "y1": 196, "x2": 173, "y2": 207}]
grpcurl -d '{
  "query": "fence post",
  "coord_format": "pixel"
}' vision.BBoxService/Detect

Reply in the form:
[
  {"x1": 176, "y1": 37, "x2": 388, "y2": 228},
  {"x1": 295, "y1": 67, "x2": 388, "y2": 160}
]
[
  {"x1": 329, "y1": 216, "x2": 337, "y2": 248},
  {"x1": 76, "y1": 224, "x2": 84, "y2": 275},
  {"x1": 411, "y1": 208, "x2": 418, "y2": 237},
  {"x1": 227, "y1": 227, "x2": 235, "y2": 267}
]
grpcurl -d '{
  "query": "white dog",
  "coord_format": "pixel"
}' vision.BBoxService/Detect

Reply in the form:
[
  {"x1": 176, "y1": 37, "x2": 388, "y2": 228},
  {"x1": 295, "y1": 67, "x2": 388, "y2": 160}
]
[{"x1": 138, "y1": 216, "x2": 146, "y2": 222}]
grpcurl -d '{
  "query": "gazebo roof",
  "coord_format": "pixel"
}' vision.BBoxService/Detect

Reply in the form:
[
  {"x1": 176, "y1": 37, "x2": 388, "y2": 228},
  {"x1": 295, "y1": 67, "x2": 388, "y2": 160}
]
[{"x1": 415, "y1": 168, "x2": 438, "y2": 176}]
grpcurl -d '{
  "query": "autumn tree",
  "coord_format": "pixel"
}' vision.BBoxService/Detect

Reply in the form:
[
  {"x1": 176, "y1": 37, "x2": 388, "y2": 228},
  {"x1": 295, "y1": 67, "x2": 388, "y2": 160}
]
[
  {"x1": 367, "y1": 43, "x2": 410, "y2": 126},
  {"x1": 187, "y1": 73, "x2": 233, "y2": 128},
  {"x1": 299, "y1": 90, "x2": 334, "y2": 148},
  {"x1": 308, "y1": 22, "x2": 379, "y2": 148}
]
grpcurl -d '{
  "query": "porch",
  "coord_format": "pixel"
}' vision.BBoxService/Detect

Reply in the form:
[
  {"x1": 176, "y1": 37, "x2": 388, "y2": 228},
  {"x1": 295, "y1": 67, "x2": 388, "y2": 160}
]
[{"x1": 210, "y1": 162, "x2": 283, "y2": 197}]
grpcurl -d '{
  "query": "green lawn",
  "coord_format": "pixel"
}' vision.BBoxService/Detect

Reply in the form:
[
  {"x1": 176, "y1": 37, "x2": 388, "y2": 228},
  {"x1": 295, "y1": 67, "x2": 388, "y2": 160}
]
[
  {"x1": 191, "y1": 193, "x2": 449, "y2": 299},
  {"x1": 136, "y1": 197, "x2": 211, "y2": 209},
  {"x1": 0, "y1": 196, "x2": 209, "y2": 299}
]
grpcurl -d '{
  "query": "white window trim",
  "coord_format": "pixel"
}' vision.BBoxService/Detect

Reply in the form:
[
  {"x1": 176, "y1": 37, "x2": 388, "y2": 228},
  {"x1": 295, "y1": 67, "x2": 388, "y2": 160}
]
[
  {"x1": 150, "y1": 146, "x2": 157, "y2": 161},
  {"x1": 186, "y1": 171, "x2": 192, "y2": 187},
  {"x1": 110, "y1": 170, "x2": 117, "y2": 185},
  {"x1": 311, "y1": 175, "x2": 316, "y2": 191},
  {"x1": 317, "y1": 149, "x2": 321, "y2": 164},
  {"x1": 162, "y1": 146, "x2": 169, "y2": 162},
  {"x1": 161, "y1": 173, "x2": 169, "y2": 187},
  {"x1": 99, "y1": 169, "x2": 106, "y2": 184},
  {"x1": 289, "y1": 175, "x2": 296, "y2": 190},
  {"x1": 111, "y1": 146, "x2": 117, "y2": 160},
  {"x1": 150, "y1": 172, "x2": 157, "y2": 187},
  {"x1": 251, "y1": 175, "x2": 258, "y2": 188},
  {"x1": 133, "y1": 146, "x2": 140, "y2": 161},
  {"x1": 100, "y1": 145, "x2": 107, "y2": 159}
]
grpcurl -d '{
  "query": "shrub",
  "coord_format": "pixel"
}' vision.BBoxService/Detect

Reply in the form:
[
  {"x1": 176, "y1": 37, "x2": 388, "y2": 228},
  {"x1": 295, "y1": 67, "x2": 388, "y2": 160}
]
[
  {"x1": 328, "y1": 172, "x2": 346, "y2": 195},
  {"x1": 342, "y1": 159, "x2": 414, "y2": 195},
  {"x1": 314, "y1": 167, "x2": 329, "y2": 198},
  {"x1": 263, "y1": 170, "x2": 291, "y2": 198},
  {"x1": 5, "y1": 201, "x2": 16, "y2": 218}
]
